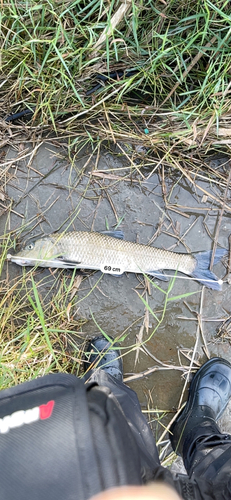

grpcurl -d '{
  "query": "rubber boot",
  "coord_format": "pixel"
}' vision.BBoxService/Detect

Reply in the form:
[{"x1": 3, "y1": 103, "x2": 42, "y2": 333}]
[
  {"x1": 170, "y1": 357, "x2": 231, "y2": 456},
  {"x1": 84, "y1": 335, "x2": 123, "y2": 381},
  {"x1": 169, "y1": 356, "x2": 231, "y2": 488}
]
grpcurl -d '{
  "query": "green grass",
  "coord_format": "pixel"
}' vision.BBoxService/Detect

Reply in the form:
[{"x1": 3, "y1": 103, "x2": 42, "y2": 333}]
[
  {"x1": 1, "y1": 0, "x2": 231, "y2": 152},
  {"x1": 0, "y1": 233, "x2": 87, "y2": 388}
]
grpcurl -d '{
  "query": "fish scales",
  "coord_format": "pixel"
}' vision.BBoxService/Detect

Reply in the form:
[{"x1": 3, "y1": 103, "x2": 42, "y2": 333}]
[{"x1": 52, "y1": 231, "x2": 196, "y2": 275}]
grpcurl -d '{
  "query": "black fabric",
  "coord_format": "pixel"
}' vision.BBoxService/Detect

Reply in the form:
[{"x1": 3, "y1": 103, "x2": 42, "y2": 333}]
[
  {"x1": 173, "y1": 474, "x2": 217, "y2": 500},
  {"x1": 85, "y1": 369, "x2": 175, "y2": 486},
  {"x1": 86, "y1": 386, "x2": 141, "y2": 487},
  {"x1": 87, "y1": 370, "x2": 231, "y2": 500},
  {"x1": 0, "y1": 374, "x2": 85, "y2": 500},
  {"x1": 182, "y1": 428, "x2": 231, "y2": 500},
  {"x1": 0, "y1": 373, "x2": 142, "y2": 500},
  {"x1": 1, "y1": 369, "x2": 231, "y2": 500},
  {"x1": 85, "y1": 370, "x2": 160, "y2": 467}
]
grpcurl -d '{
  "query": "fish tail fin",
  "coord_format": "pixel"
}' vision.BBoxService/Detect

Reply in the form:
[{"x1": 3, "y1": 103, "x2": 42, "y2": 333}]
[{"x1": 192, "y1": 248, "x2": 227, "y2": 290}]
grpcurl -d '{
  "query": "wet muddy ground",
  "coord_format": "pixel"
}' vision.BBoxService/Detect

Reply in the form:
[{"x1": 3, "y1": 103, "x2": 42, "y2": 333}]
[{"x1": 1, "y1": 140, "x2": 231, "y2": 468}]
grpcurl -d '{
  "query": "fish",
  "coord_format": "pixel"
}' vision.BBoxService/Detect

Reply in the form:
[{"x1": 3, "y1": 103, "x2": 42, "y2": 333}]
[{"x1": 7, "y1": 230, "x2": 226, "y2": 290}]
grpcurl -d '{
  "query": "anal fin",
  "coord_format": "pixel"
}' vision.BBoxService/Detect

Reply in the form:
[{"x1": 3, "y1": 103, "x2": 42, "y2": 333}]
[
  {"x1": 100, "y1": 230, "x2": 124, "y2": 240},
  {"x1": 146, "y1": 270, "x2": 169, "y2": 281}
]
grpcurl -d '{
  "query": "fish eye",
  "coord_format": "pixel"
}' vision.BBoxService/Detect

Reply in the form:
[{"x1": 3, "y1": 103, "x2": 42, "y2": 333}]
[{"x1": 26, "y1": 242, "x2": 34, "y2": 250}]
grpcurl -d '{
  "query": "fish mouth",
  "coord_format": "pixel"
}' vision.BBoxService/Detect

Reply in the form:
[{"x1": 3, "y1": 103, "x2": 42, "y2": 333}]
[
  {"x1": 7, "y1": 253, "x2": 79, "y2": 268},
  {"x1": 7, "y1": 254, "x2": 35, "y2": 266},
  {"x1": 16, "y1": 260, "x2": 31, "y2": 266}
]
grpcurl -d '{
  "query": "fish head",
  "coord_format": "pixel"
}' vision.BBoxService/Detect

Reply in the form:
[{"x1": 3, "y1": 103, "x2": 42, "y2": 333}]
[{"x1": 7, "y1": 237, "x2": 60, "y2": 267}]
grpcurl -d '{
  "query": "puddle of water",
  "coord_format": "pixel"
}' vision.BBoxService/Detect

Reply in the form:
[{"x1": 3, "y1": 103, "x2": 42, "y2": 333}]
[{"x1": 1, "y1": 141, "x2": 231, "y2": 443}]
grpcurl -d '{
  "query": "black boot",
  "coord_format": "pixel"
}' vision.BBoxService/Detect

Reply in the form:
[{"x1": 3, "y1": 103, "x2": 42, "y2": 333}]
[
  {"x1": 84, "y1": 335, "x2": 123, "y2": 382},
  {"x1": 169, "y1": 357, "x2": 231, "y2": 458}
]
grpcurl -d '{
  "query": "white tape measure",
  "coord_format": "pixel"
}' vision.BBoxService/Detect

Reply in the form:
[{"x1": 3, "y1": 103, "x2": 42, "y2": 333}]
[{"x1": 100, "y1": 263, "x2": 124, "y2": 275}]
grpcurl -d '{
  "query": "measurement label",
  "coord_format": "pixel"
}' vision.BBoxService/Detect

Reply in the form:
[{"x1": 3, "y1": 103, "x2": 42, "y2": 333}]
[{"x1": 100, "y1": 263, "x2": 124, "y2": 275}]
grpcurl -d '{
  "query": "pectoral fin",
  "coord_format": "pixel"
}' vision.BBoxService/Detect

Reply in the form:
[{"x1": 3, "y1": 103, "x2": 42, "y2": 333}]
[{"x1": 56, "y1": 256, "x2": 81, "y2": 269}]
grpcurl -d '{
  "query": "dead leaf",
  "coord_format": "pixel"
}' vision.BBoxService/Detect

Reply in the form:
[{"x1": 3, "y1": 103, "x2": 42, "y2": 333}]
[
  {"x1": 0, "y1": 189, "x2": 6, "y2": 201},
  {"x1": 144, "y1": 306, "x2": 149, "y2": 334},
  {"x1": 135, "y1": 324, "x2": 144, "y2": 367},
  {"x1": 66, "y1": 302, "x2": 71, "y2": 321},
  {"x1": 70, "y1": 275, "x2": 83, "y2": 300}
]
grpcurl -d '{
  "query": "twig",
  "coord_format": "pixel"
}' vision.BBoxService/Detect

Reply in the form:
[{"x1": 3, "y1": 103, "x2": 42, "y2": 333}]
[
  {"x1": 90, "y1": 171, "x2": 139, "y2": 182},
  {"x1": 177, "y1": 289, "x2": 205, "y2": 410},
  {"x1": 142, "y1": 344, "x2": 188, "y2": 370},
  {"x1": 160, "y1": 36, "x2": 217, "y2": 107},
  {"x1": 103, "y1": 101, "x2": 116, "y2": 144},
  {"x1": 197, "y1": 288, "x2": 210, "y2": 359},
  {"x1": 124, "y1": 365, "x2": 186, "y2": 382},
  {"x1": 223, "y1": 234, "x2": 231, "y2": 284},
  {"x1": 91, "y1": 194, "x2": 102, "y2": 231},
  {"x1": 134, "y1": 293, "x2": 149, "y2": 366},
  {"x1": 170, "y1": 155, "x2": 231, "y2": 213},
  {"x1": 166, "y1": 205, "x2": 190, "y2": 218},
  {"x1": 210, "y1": 164, "x2": 231, "y2": 269}
]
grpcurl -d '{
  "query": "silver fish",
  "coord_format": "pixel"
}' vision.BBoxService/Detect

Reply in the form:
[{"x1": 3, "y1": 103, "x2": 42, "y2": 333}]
[{"x1": 7, "y1": 230, "x2": 226, "y2": 290}]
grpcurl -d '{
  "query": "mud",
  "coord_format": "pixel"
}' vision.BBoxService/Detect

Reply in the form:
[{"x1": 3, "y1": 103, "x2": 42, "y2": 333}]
[{"x1": 1, "y1": 140, "x2": 231, "y2": 461}]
